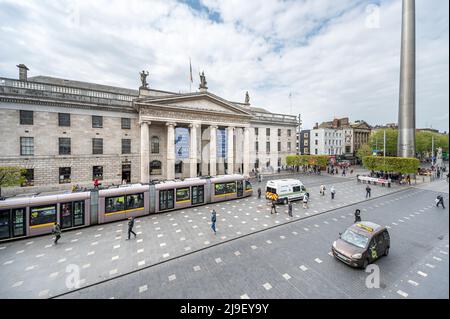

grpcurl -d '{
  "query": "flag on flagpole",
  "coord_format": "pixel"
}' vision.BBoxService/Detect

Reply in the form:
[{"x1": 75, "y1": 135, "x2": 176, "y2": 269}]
[{"x1": 189, "y1": 58, "x2": 193, "y2": 83}]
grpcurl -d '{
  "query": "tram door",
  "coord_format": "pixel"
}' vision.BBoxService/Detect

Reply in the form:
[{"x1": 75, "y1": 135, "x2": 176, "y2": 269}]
[
  {"x1": 237, "y1": 181, "x2": 244, "y2": 198},
  {"x1": 159, "y1": 190, "x2": 174, "y2": 211},
  {"x1": 0, "y1": 208, "x2": 26, "y2": 240}
]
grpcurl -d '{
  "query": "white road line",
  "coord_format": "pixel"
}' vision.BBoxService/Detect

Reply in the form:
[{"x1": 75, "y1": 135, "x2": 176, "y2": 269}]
[
  {"x1": 139, "y1": 285, "x2": 148, "y2": 293},
  {"x1": 234, "y1": 251, "x2": 241, "y2": 256},
  {"x1": 111, "y1": 256, "x2": 119, "y2": 261},
  {"x1": 163, "y1": 253, "x2": 170, "y2": 258},
  {"x1": 87, "y1": 251, "x2": 95, "y2": 256},
  {"x1": 12, "y1": 281, "x2": 24, "y2": 288},
  {"x1": 408, "y1": 280, "x2": 419, "y2": 287},
  {"x1": 168, "y1": 274, "x2": 176, "y2": 281},
  {"x1": 314, "y1": 258, "x2": 323, "y2": 264},
  {"x1": 417, "y1": 271, "x2": 428, "y2": 277},
  {"x1": 425, "y1": 264, "x2": 435, "y2": 268},
  {"x1": 282, "y1": 273, "x2": 291, "y2": 280},
  {"x1": 215, "y1": 258, "x2": 222, "y2": 264},
  {"x1": 433, "y1": 256, "x2": 442, "y2": 262},
  {"x1": 193, "y1": 265, "x2": 201, "y2": 272},
  {"x1": 137, "y1": 249, "x2": 144, "y2": 254},
  {"x1": 138, "y1": 260, "x2": 145, "y2": 267},
  {"x1": 397, "y1": 290, "x2": 408, "y2": 298},
  {"x1": 109, "y1": 269, "x2": 118, "y2": 275},
  {"x1": 263, "y1": 283, "x2": 272, "y2": 290},
  {"x1": 240, "y1": 294, "x2": 250, "y2": 299}
]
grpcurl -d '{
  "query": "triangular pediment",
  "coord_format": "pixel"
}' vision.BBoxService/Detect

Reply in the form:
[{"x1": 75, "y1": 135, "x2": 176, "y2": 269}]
[{"x1": 135, "y1": 92, "x2": 252, "y2": 117}]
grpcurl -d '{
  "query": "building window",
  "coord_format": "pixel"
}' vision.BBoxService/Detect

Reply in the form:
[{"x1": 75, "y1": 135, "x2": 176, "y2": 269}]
[
  {"x1": 315, "y1": 140, "x2": 318, "y2": 145},
  {"x1": 304, "y1": 147, "x2": 309, "y2": 154},
  {"x1": 304, "y1": 140, "x2": 309, "y2": 146},
  {"x1": 121, "y1": 118, "x2": 131, "y2": 129},
  {"x1": 92, "y1": 138, "x2": 103, "y2": 154},
  {"x1": 59, "y1": 138, "x2": 71, "y2": 155},
  {"x1": 287, "y1": 129, "x2": 291, "y2": 137},
  {"x1": 315, "y1": 149, "x2": 318, "y2": 155},
  {"x1": 122, "y1": 139, "x2": 131, "y2": 154},
  {"x1": 278, "y1": 158, "x2": 281, "y2": 166},
  {"x1": 21, "y1": 169, "x2": 34, "y2": 187},
  {"x1": 58, "y1": 113, "x2": 70, "y2": 127},
  {"x1": 20, "y1": 137, "x2": 34, "y2": 156},
  {"x1": 315, "y1": 133, "x2": 318, "y2": 137},
  {"x1": 93, "y1": 166, "x2": 103, "y2": 180},
  {"x1": 255, "y1": 128, "x2": 259, "y2": 136},
  {"x1": 255, "y1": 141, "x2": 259, "y2": 153},
  {"x1": 278, "y1": 141, "x2": 281, "y2": 152},
  {"x1": 175, "y1": 160, "x2": 183, "y2": 174},
  {"x1": 266, "y1": 161, "x2": 270, "y2": 168},
  {"x1": 266, "y1": 128, "x2": 270, "y2": 136},
  {"x1": 20, "y1": 110, "x2": 33, "y2": 125},
  {"x1": 151, "y1": 136, "x2": 159, "y2": 154},
  {"x1": 278, "y1": 129, "x2": 281, "y2": 137},
  {"x1": 266, "y1": 142, "x2": 270, "y2": 153},
  {"x1": 150, "y1": 160, "x2": 162, "y2": 175},
  {"x1": 59, "y1": 167, "x2": 71, "y2": 184},
  {"x1": 304, "y1": 132, "x2": 309, "y2": 138},
  {"x1": 288, "y1": 142, "x2": 291, "y2": 151},
  {"x1": 92, "y1": 115, "x2": 103, "y2": 128},
  {"x1": 255, "y1": 159, "x2": 259, "y2": 169}
]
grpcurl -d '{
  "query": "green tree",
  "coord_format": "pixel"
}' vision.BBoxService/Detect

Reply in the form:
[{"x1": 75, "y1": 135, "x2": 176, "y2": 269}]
[
  {"x1": 369, "y1": 129, "x2": 398, "y2": 156},
  {"x1": 0, "y1": 167, "x2": 26, "y2": 198},
  {"x1": 357, "y1": 144, "x2": 372, "y2": 160},
  {"x1": 362, "y1": 156, "x2": 419, "y2": 174}
]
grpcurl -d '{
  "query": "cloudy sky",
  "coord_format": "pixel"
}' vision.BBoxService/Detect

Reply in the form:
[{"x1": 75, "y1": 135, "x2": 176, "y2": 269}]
[{"x1": 0, "y1": 0, "x2": 448, "y2": 131}]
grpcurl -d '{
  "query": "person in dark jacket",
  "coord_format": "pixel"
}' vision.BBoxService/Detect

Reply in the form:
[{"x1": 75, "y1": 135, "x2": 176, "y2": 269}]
[
  {"x1": 366, "y1": 185, "x2": 371, "y2": 198},
  {"x1": 211, "y1": 210, "x2": 217, "y2": 234},
  {"x1": 127, "y1": 217, "x2": 137, "y2": 240},
  {"x1": 354, "y1": 209, "x2": 362, "y2": 223},
  {"x1": 271, "y1": 200, "x2": 277, "y2": 214},
  {"x1": 257, "y1": 187, "x2": 262, "y2": 199},
  {"x1": 52, "y1": 222, "x2": 61, "y2": 245},
  {"x1": 288, "y1": 200, "x2": 293, "y2": 217},
  {"x1": 436, "y1": 195, "x2": 445, "y2": 209}
]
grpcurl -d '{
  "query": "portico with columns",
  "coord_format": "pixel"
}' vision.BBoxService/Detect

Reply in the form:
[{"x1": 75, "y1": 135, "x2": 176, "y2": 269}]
[{"x1": 134, "y1": 91, "x2": 253, "y2": 182}]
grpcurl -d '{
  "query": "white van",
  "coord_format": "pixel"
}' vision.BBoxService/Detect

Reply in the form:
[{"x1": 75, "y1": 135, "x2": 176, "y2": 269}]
[{"x1": 265, "y1": 179, "x2": 308, "y2": 204}]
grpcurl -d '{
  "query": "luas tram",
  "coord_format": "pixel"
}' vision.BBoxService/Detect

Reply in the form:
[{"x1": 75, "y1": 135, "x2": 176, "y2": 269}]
[{"x1": 0, "y1": 174, "x2": 252, "y2": 242}]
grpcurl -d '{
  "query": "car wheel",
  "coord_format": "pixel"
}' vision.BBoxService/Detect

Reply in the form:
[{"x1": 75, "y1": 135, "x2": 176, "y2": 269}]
[
  {"x1": 384, "y1": 247, "x2": 389, "y2": 256},
  {"x1": 362, "y1": 258, "x2": 369, "y2": 269}
]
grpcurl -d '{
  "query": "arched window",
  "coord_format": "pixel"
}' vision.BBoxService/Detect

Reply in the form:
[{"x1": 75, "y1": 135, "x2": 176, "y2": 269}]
[
  {"x1": 151, "y1": 136, "x2": 159, "y2": 154},
  {"x1": 150, "y1": 160, "x2": 162, "y2": 175}
]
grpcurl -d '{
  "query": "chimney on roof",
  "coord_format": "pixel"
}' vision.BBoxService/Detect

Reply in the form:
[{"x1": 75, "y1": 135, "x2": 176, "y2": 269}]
[{"x1": 17, "y1": 64, "x2": 29, "y2": 81}]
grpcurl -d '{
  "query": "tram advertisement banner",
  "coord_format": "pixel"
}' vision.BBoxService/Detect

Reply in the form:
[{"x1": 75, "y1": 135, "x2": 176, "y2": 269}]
[{"x1": 175, "y1": 127, "x2": 189, "y2": 159}]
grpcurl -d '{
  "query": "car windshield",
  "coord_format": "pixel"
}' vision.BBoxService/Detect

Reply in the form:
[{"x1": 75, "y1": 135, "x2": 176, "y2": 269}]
[{"x1": 341, "y1": 229, "x2": 369, "y2": 249}]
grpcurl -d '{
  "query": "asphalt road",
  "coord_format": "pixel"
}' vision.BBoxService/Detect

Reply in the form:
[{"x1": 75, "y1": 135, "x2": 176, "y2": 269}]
[{"x1": 57, "y1": 181, "x2": 449, "y2": 299}]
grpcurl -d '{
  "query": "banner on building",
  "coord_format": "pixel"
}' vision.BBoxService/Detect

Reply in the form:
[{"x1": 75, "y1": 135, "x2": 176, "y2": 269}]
[
  {"x1": 217, "y1": 128, "x2": 227, "y2": 158},
  {"x1": 175, "y1": 127, "x2": 189, "y2": 159}
]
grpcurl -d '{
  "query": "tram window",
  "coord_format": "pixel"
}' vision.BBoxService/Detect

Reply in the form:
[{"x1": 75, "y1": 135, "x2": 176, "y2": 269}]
[
  {"x1": 245, "y1": 181, "x2": 253, "y2": 190},
  {"x1": 176, "y1": 188, "x2": 190, "y2": 202},
  {"x1": 105, "y1": 196, "x2": 126, "y2": 213},
  {"x1": 225, "y1": 182, "x2": 236, "y2": 194},
  {"x1": 159, "y1": 190, "x2": 174, "y2": 211},
  {"x1": 73, "y1": 201, "x2": 84, "y2": 226},
  {"x1": 0, "y1": 210, "x2": 10, "y2": 239},
  {"x1": 192, "y1": 185, "x2": 204, "y2": 205},
  {"x1": 30, "y1": 205, "x2": 56, "y2": 227},
  {"x1": 12, "y1": 208, "x2": 25, "y2": 237},
  {"x1": 127, "y1": 193, "x2": 144, "y2": 209},
  {"x1": 61, "y1": 203, "x2": 73, "y2": 229},
  {"x1": 214, "y1": 183, "x2": 226, "y2": 195}
]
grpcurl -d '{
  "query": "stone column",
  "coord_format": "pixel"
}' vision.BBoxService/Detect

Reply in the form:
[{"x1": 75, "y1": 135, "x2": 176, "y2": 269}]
[
  {"x1": 189, "y1": 122, "x2": 200, "y2": 178},
  {"x1": 243, "y1": 127, "x2": 250, "y2": 176},
  {"x1": 166, "y1": 122, "x2": 176, "y2": 180},
  {"x1": 209, "y1": 125, "x2": 217, "y2": 176},
  {"x1": 227, "y1": 126, "x2": 235, "y2": 175},
  {"x1": 140, "y1": 121, "x2": 150, "y2": 183}
]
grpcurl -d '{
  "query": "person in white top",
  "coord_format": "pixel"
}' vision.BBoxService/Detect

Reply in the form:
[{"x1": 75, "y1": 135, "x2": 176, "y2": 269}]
[
  {"x1": 320, "y1": 184, "x2": 326, "y2": 196},
  {"x1": 302, "y1": 194, "x2": 309, "y2": 209}
]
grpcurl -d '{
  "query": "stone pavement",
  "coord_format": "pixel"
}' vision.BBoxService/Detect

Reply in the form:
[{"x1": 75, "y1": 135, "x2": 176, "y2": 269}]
[{"x1": 0, "y1": 174, "x2": 406, "y2": 298}]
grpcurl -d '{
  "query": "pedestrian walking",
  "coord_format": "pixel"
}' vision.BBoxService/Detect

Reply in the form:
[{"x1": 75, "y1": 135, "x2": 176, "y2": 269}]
[
  {"x1": 436, "y1": 195, "x2": 445, "y2": 209},
  {"x1": 288, "y1": 200, "x2": 293, "y2": 217},
  {"x1": 320, "y1": 184, "x2": 326, "y2": 196},
  {"x1": 257, "y1": 187, "x2": 262, "y2": 200},
  {"x1": 354, "y1": 209, "x2": 361, "y2": 223},
  {"x1": 52, "y1": 222, "x2": 61, "y2": 245},
  {"x1": 387, "y1": 177, "x2": 392, "y2": 188},
  {"x1": 271, "y1": 200, "x2": 277, "y2": 214},
  {"x1": 330, "y1": 186, "x2": 336, "y2": 200},
  {"x1": 366, "y1": 185, "x2": 371, "y2": 198},
  {"x1": 127, "y1": 217, "x2": 137, "y2": 240},
  {"x1": 211, "y1": 210, "x2": 217, "y2": 234},
  {"x1": 302, "y1": 193, "x2": 309, "y2": 209}
]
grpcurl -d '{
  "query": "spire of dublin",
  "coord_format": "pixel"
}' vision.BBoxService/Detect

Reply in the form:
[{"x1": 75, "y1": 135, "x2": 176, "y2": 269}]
[{"x1": 397, "y1": 0, "x2": 416, "y2": 158}]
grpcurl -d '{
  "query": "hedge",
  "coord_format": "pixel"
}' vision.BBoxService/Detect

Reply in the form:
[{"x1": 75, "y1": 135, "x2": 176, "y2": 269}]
[
  {"x1": 362, "y1": 156, "x2": 420, "y2": 174},
  {"x1": 286, "y1": 155, "x2": 329, "y2": 168}
]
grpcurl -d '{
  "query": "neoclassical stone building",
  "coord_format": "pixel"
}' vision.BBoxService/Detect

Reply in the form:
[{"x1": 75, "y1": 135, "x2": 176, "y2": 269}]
[{"x1": 0, "y1": 65, "x2": 297, "y2": 195}]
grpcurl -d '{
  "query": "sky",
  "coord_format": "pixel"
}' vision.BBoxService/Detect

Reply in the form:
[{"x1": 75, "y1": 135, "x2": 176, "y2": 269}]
[{"x1": 0, "y1": 0, "x2": 448, "y2": 132}]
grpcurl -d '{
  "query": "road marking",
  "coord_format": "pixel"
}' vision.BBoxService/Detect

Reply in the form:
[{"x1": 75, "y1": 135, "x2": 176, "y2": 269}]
[
  {"x1": 82, "y1": 264, "x2": 91, "y2": 269},
  {"x1": 65, "y1": 247, "x2": 73, "y2": 252},
  {"x1": 251, "y1": 245, "x2": 257, "y2": 250},
  {"x1": 168, "y1": 274, "x2": 176, "y2": 281},
  {"x1": 425, "y1": 263, "x2": 435, "y2": 268},
  {"x1": 38, "y1": 290, "x2": 49, "y2": 297},
  {"x1": 397, "y1": 290, "x2": 408, "y2": 298},
  {"x1": 109, "y1": 269, "x2": 118, "y2": 275},
  {"x1": 280, "y1": 236, "x2": 286, "y2": 239},
  {"x1": 139, "y1": 285, "x2": 148, "y2": 293},
  {"x1": 234, "y1": 251, "x2": 241, "y2": 256},
  {"x1": 94, "y1": 234, "x2": 101, "y2": 238},
  {"x1": 215, "y1": 258, "x2": 222, "y2": 264},
  {"x1": 433, "y1": 256, "x2": 442, "y2": 262},
  {"x1": 408, "y1": 280, "x2": 419, "y2": 287},
  {"x1": 71, "y1": 239, "x2": 78, "y2": 243},
  {"x1": 193, "y1": 265, "x2": 201, "y2": 272},
  {"x1": 263, "y1": 283, "x2": 272, "y2": 290},
  {"x1": 138, "y1": 260, "x2": 145, "y2": 267},
  {"x1": 58, "y1": 258, "x2": 66, "y2": 263},
  {"x1": 16, "y1": 250, "x2": 24, "y2": 254},
  {"x1": 314, "y1": 258, "x2": 323, "y2": 264},
  {"x1": 111, "y1": 256, "x2": 119, "y2": 261},
  {"x1": 240, "y1": 294, "x2": 250, "y2": 299},
  {"x1": 49, "y1": 272, "x2": 58, "y2": 278},
  {"x1": 160, "y1": 243, "x2": 166, "y2": 247},
  {"x1": 87, "y1": 251, "x2": 95, "y2": 256},
  {"x1": 26, "y1": 265, "x2": 36, "y2": 271},
  {"x1": 91, "y1": 241, "x2": 98, "y2": 246},
  {"x1": 417, "y1": 271, "x2": 428, "y2": 277},
  {"x1": 12, "y1": 281, "x2": 24, "y2": 288},
  {"x1": 392, "y1": 222, "x2": 398, "y2": 226},
  {"x1": 137, "y1": 239, "x2": 143, "y2": 243},
  {"x1": 163, "y1": 253, "x2": 170, "y2": 258},
  {"x1": 282, "y1": 273, "x2": 291, "y2": 280},
  {"x1": 439, "y1": 251, "x2": 448, "y2": 255},
  {"x1": 36, "y1": 254, "x2": 45, "y2": 258}
]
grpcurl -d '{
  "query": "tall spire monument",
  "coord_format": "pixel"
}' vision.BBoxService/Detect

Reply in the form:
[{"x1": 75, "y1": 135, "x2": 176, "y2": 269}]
[{"x1": 397, "y1": 0, "x2": 416, "y2": 158}]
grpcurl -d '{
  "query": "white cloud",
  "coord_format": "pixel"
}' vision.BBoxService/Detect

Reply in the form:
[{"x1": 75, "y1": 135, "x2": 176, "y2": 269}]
[{"x1": 0, "y1": 0, "x2": 448, "y2": 131}]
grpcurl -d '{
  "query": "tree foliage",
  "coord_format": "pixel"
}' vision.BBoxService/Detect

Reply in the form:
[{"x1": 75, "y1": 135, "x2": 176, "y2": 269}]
[
  {"x1": 286, "y1": 155, "x2": 329, "y2": 168},
  {"x1": 362, "y1": 156, "x2": 420, "y2": 174},
  {"x1": 0, "y1": 166, "x2": 26, "y2": 197},
  {"x1": 356, "y1": 144, "x2": 372, "y2": 160}
]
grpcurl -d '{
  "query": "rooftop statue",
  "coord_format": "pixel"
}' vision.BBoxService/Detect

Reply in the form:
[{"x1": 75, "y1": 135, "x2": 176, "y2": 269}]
[{"x1": 140, "y1": 70, "x2": 149, "y2": 89}]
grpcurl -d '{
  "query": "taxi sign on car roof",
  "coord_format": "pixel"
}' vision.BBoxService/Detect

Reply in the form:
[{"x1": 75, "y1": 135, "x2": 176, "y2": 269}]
[{"x1": 355, "y1": 223, "x2": 374, "y2": 233}]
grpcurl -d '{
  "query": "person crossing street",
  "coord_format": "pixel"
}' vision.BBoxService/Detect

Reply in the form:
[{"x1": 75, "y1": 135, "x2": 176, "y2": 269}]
[
  {"x1": 354, "y1": 209, "x2": 362, "y2": 223},
  {"x1": 271, "y1": 200, "x2": 277, "y2": 214},
  {"x1": 288, "y1": 200, "x2": 293, "y2": 217},
  {"x1": 436, "y1": 195, "x2": 445, "y2": 209},
  {"x1": 330, "y1": 186, "x2": 336, "y2": 200},
  {"x1": 366, "y1": 185, "x2": 371, "y2": 198},
  {"x1": 127, "y1": 217, "x2": 137, "y2": 240},
  {"x1": 52, "y1": 222, "x2": 61, "y2": 245},
  {"x1": 257, "y1": 187, "x2": 262, "y2": 200},
  {"x1": 211, "y1": 210, "x2": 217, "y2": 234}
]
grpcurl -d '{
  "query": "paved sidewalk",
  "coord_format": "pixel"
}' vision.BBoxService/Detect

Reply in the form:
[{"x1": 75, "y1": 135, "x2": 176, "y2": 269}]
[{"x1": 0, "y1": 175, "x2": 406, "y2": 298}]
